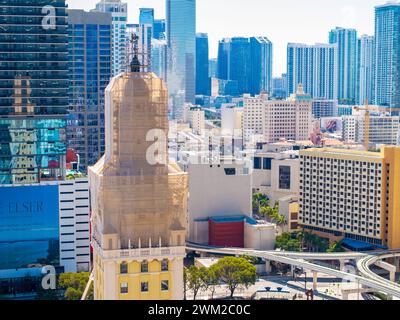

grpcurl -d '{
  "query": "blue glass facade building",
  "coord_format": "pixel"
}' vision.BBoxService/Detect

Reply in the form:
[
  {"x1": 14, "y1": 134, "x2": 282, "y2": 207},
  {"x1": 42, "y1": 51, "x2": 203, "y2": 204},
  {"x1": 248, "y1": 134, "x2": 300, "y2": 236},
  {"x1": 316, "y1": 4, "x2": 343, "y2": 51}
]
[
  {"x1": 166, "y1": 0, "x2": 196, "y2": 104},
  {"x1": 67, "y1": 9, "x2": 112, "y2": 171},
  {"x1": 0, "y1": 0, "x2": 68, "y2": 184},
  {"x1": 153, "y1": 19, "x2": 166, "y2": 40},
  {"x1": 196, "y1": 33, "x2": 211, "y2": 96},
  {"x1": 375, "y1": 3, "x2": 400, "y2": 111},
  {"x1": 329, "y1": 27, "x2": 358, "y2": 105},
  {"x1": 139, "y1": 8, "x2": 154, "y2": 27},
  {"x1": 217, "y1": 36, "x2": 272, "y2": 96}
]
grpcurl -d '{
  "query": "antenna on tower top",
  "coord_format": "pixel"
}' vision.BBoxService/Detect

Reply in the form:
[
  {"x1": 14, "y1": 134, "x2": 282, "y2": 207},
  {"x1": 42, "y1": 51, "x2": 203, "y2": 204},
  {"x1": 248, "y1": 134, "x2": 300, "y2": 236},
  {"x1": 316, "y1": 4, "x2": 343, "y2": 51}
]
[{"x1": 129, "y1": 33, "x2": 141, "y2": 73}]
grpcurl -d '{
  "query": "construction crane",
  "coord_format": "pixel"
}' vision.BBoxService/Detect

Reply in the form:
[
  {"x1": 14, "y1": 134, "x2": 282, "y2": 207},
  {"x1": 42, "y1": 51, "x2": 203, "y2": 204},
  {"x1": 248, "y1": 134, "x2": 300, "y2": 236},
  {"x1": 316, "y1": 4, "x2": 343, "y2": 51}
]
[{"x1": 354, "y1": 100, "x2": 400, "y2": 151}]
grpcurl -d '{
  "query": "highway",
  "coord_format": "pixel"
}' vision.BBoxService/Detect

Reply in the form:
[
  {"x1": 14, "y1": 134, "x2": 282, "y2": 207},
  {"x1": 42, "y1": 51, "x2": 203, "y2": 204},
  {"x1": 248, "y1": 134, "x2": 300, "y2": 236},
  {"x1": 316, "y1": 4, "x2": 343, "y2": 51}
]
[{"x1": 187, "y1": 244, "x2": 400, "y2": 298}]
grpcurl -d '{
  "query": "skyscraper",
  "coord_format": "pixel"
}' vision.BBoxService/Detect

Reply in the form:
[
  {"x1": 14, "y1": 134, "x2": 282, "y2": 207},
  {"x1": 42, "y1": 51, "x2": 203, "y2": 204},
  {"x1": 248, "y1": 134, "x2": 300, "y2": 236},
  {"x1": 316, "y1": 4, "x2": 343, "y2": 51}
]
[
  {"x1": 287, "y1": 43, "x2": 338, "y2": 100},
  {"x1": 0, "y1": 0, "x2": 69, "y2": 184},
  {"x1": 166, "y1": 0, "x2": 196, "y2": 105},
  {"x1": 196, "y1": 33, "x2": 211, "y2": 96},
  {"x1": 357, "y1": 35, "x2": 375, "y2": 105},
  {"x1": 250, "y1": 37, "x2": 273, "y2": 95},
  {"x1": 94, "y1": 0, "x2": 127, "y2": 77},
  {"x1": 374, "y1": 3, "x2": 400, "y2": 111},
  {"x1": 329, "y1": 27, "x2": 358, "y2": 105},
  {"x1": 217, "y1": 37, "x2": 272, "y2": 96},
  {"x1": 139, "y1": 8, "x2": 154, "y2": 27},
  {"x1": 152, "y1": 39, "x2": 168, "y2": 81},
  {"x1": 153, "y1": 19, "x2": 166, "y2": 40},
  {"x1": 90, "y1": 46, "x2": 188, "y2": 300},
  {"x1": 67, "y1": 9, "x2": 112, "y2": 171}
]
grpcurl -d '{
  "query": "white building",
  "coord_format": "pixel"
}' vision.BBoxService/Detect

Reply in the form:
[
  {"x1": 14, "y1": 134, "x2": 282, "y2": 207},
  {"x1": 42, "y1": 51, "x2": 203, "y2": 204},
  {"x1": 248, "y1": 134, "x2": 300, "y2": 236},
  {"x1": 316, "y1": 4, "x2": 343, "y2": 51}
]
[
  {"x1": 189, "y1": 107, "x2": 205, "y2": 135},
  {"x1": 95, "y1": 0, "x2": 128, "y2": 76},
  {"x1": 187, "y1": 160, "x2": 252, "y2": 244},
  {"x1": 252, "y1": 147, "x2": 300, "y2": 204},
  {"x1": 342, "y1": 114, "x2": 400, "y2": 146},
  {"x1": 243, "y1": 86, "x2": 313, "y2": 143},
  {"x1": 221, "y1": 105, "x2": 243, "y2": 136}
]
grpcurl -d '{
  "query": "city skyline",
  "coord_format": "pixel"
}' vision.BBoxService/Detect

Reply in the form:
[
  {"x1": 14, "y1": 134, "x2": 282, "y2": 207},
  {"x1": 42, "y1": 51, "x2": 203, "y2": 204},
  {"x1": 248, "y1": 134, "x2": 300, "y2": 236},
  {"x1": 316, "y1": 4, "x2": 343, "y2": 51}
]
[{"x1": 67, "y1": 0, "x2": 390, "y2": 77}]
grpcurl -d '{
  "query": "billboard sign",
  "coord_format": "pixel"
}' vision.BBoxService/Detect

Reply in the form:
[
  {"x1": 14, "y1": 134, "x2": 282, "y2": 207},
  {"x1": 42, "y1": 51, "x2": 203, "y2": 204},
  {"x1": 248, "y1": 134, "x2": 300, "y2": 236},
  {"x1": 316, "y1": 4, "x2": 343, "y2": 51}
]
[{"x1": 0, "y1": 185, "x2": 59, "y2": 271}]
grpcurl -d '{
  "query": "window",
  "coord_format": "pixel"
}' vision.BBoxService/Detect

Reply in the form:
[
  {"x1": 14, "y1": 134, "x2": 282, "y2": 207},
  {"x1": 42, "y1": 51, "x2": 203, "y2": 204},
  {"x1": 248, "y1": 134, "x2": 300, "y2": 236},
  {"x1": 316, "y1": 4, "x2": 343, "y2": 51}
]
[
  {"x1": 161, "y1": 259, "x2": 169, "y2": 272},
  {"x1": 141, "y1": 282, "x2": 149, "y2": 292},
  {"x1": 279, "y1": 166, "x2": 291, "y2": 190},
  {"x1": 141, "y1": 261, "x2": 148, "y2": 273},
  {"x1": 224, "y1": 168, "x2": 236, "y2": 175},
  {"x1": 120, "y1": 262, "x2": 128, "y2": 274},
  {"x1": 161, "y1": 280, "x2": 169, "y2": 292},
  {"x1": 253, "y1": 157, "x2": 262, "y2": 169},
  {"x1": 263, "y1": 158, "x2": 272, "y2": 170},
  {"x1": 120, "y1": 282, "x2": 128, "y2": 294}
]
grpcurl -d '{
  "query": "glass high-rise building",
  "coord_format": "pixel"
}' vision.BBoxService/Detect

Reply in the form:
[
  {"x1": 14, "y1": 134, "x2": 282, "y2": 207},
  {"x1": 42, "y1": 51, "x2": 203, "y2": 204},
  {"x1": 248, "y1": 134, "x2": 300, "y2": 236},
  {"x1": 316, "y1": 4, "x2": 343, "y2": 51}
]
[
  {"x1": 153, "y1": 19, "x2": 166, "y2": 40},
  {"x1": 217, "y1": 37, "x2": 272, "y2": 96},
  {"x1": 0, "y1": 0, "x2": 68, "y2": 184},
  {"x1": 287, "y1": 43, "x2": 338, "y2": 100},
  {"x1": 357, "y1": 35, "x2": 375, "y2": 105},
  {"x1": 166, "y1": 0, "x2": 196, "y2": 105},
  {"x1": 196, "y1": 33, "x2": 210, "y2": 96},
  {"x1": 250, "y1": 37, "x2": 273, "y2": 95},
  {"x1": 139, "y1": 8, "x2": 154, "y2": 27},
  {"x1": 94, "y1": 0, "x2": 127, "y2": 77},
  {"x1": 375, "y1": 3, "x2": 400, "y2": 111},
  {"x1": 329, "y1": 27, "x2": 358, "y2": 105},
  {"x1": 67, "y1": 9, "x2": 112, "y2": 171}
]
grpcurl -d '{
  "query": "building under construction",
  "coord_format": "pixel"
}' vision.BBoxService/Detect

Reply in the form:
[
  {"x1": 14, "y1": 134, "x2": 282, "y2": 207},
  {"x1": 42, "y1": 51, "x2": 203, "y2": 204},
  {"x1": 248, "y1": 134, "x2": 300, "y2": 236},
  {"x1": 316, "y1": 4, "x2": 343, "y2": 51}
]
[{"x1": 89, "y1": 47, "x2": 188, "y2": 299}]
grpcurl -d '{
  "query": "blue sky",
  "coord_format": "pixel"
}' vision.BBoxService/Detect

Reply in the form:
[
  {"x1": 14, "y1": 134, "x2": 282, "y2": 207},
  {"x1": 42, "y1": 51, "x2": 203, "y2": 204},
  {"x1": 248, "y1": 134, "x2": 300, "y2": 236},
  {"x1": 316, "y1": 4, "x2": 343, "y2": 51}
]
[{"x1": 66, "y1": 0, "x2": 390, "y2": 76}]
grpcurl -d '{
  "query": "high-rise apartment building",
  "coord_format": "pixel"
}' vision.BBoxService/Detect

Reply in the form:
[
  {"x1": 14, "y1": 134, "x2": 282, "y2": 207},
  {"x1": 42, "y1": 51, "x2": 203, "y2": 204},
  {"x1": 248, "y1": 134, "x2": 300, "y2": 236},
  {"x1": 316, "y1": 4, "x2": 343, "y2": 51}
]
[
  {"x1": 329, "y1": 27, "x2": 358, "y2": 105},
  {"x1": 375, "y1": 3, "x2": 400, "y2": 111},
  {"x1": 94, "y1": 0, "x2": 127, "y2": 76},
  {"x1": 217, "y1": 37, "x2": 273, "y2": 96},
  {"x1": 0, "y1": 0, "x2": 68, "y2": 184},
  {"x1": 166, "y1": 0, "x2": 196, "y2": 104},
  {"x1": 299, "y1": 147, "x2": 400, "y2": 249},
  {"x1": 196, "y1": 33, "x2": 211, "y2": 96},
  {"x1": 67, "y1": 9, "x2": 112, "y2": 171},
  {"x1": 357, "y1": 35, "x2": 375, "y2": 105},
  {"x1": 139, "y1": 8, "x2": 154, "y2": 27},
  {"x1": 90, "y1": 50, "x2": 188, "y2": 300},
  {"x1": 287, "y1": 43, "x2": 338, "y2": 100}
]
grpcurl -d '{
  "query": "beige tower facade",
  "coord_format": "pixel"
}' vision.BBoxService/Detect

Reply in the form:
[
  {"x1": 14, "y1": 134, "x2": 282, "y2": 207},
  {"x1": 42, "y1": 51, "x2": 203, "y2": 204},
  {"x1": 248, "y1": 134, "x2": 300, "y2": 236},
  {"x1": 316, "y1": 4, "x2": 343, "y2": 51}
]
[{"x1": 89, "y1": 70, "x2": 188, "y2": 300}]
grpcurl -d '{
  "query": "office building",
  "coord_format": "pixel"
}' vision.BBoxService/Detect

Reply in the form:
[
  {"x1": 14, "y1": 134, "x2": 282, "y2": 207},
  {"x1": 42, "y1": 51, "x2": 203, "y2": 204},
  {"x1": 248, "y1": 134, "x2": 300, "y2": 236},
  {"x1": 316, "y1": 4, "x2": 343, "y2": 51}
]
[
  {"x1": 196, "y1": 33, "x2": 211, "y2": 96},
  {"x1": 287, "y1": 43, "x2": 338, "y2": 100},
  {"x1": 357, "y1": 35, "x2": 375, "y2": 105},
  {"x1": 299, "y1": 147, "x2": 400, "y2": 249},
  {"x1": 151, "y1": 39, "x2": 168, "y2": 81},
  {"x1": 166, "y1": 0, "x2": 196, "y2": 104},
  {"x1": 342, "y1": 115, "x2": 400, "y2": 146},
  {"x1": 272, "y1": 74, "x2": 287, "y2": 99},
  {"x1": 139, "y1": 8, "x2": 154, "y2": 28},
  {"x1": 312, "y1": 99, "x2": 338, "y2": 118},
  {"x1": 217, "y1": 37, "x2": 273, "y2": 96},
  {"x1": 67, "y1": 9, "x2": 112, "y2": 171},
  {"x1": 189, "y1": 107, "x2": 205, "y2": 135},
  {"x1": 0, "y1": 0, "x2": 68, "y2": 185},
  {"x1": 90, "y1": 49, "x2": 188, "y2": 300},
  {"x1": 375, "y1": 3, "x2": 400, "y2": 110},
  {"x1": 153, "y1": 19, "x2": 166, "y2": 40},
  {"x1": 209, "y1": 58, "x2": 218, "y2": 78},
  {"x1": 329, "y1": 27, "x2": 358, "y2": 105},
  {"x1": 94, "y1": 0, "x2": 127, "y2": 76}
]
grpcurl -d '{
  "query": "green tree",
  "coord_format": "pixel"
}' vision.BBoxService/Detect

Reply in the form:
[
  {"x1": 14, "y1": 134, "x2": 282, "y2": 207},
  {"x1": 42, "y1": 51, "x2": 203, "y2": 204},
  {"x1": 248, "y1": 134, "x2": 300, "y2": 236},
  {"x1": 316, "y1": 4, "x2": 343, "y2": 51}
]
[
  {"x1": 240, "y1": 255, "x2": 258, "y2": 265},
  {"x1": 202, "y1": 265, "x2": 220, "y2": 300},
  {"x1": 58, "y1": 272, "x2": 91, "y2": 300},
  {"x1": 327, "y1": 241, "x2": 345, "y2": 253},
  {"x1": 213, "y1": 257, "x2": 257, "y2": 298},
  {"x1": 187, "y1": 266, "x2": 207, "y2": 300},
  {"x1": 275, "y1": 233, "x2": 301, "y2": 252}
]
